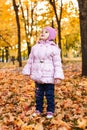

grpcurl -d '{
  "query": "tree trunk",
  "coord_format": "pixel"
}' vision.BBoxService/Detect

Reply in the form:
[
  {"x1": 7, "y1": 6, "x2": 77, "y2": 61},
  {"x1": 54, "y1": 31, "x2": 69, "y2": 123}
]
[
  {"x1": 5, "y1": 47, "x2": 9, "y2": 62},
  {"x1": 19, "y1": 0, "x2": 31, "y2": 57},
  {"x1": 78, "y1": 0, "x2": 87, "y2": 76},
  {"x1": 49, "y1": 0, "x2": 63, "y2": 58},
  {"x1": 2, "y1": 49, "x2": 4, "y2": 62},
  {"x1": 12, "y1": 0, "x2": 22, "y2": 67}
]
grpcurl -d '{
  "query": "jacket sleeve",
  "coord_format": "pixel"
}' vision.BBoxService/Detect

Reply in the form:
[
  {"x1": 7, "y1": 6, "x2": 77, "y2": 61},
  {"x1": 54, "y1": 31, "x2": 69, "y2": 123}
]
[
  {"x1": 52, "y1": 46, "x2": 64, "y2": 79},
  {"x1": 22, "y1": 48, "x2": 33, "y2": 75}
]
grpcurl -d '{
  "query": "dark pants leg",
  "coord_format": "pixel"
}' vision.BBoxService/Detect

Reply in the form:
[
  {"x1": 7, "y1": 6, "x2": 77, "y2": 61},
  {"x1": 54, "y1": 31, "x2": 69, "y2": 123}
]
[
  {"x1": 35, "y1": 83, "x2": 45, "y2": 113},
  {"x1": 35, "y1": 83, "x2": 55, "y2": 113},
  {"x1": 45, "y1": 84, "x2": 55, "y2": 113}
]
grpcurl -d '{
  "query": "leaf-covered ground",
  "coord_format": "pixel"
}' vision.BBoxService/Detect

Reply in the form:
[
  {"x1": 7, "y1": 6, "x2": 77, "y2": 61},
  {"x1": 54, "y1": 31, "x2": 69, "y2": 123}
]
[{"x1": 0, "y1": 61, "x2": 87, "y2": 130}]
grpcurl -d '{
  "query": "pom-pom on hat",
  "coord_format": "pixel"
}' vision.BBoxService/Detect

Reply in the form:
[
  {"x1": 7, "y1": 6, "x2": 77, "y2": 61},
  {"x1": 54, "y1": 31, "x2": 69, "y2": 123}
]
[{"x1": 44, "y1": 26, "x2": 57, "y2": 40}]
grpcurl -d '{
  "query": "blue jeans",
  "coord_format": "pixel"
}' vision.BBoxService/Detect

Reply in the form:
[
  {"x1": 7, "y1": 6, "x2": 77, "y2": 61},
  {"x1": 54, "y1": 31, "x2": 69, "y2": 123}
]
[{"x1": 35, "y1": 82, "x2": 55, "y2": 113}]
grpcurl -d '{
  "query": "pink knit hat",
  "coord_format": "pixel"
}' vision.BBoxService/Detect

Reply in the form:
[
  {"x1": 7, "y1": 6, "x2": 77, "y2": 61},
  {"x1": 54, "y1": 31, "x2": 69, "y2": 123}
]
[{"x1": 45, "y1": 26, "x2": 56, "y2": 40}]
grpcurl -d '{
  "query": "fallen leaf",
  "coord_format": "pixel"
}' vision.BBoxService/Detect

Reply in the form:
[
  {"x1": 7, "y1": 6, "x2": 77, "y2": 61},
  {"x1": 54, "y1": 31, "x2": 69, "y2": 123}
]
[{"x1": 77, "y1": 117, "x2": 87, "y2": 129}]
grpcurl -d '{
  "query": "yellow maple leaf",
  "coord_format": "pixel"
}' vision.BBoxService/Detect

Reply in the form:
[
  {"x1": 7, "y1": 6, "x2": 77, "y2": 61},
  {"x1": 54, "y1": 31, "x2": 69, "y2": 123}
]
[
  {"x1": 77, "y1": 117, "x2": 87, "y2": 129},
  {"x1": 14, "y1": 117, "x2": 24, "y2": 126},
  {"x1": 22, "y1": 125, "x2": 34, "y2": 130},
  {"x1": 35, "y1": 123, "x2": 44, "y2": 130}
]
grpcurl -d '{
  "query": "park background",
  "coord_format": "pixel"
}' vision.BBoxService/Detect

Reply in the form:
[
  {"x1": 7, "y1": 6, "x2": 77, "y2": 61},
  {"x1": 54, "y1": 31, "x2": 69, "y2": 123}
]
[
  {"x1": 0, "y1": 0, "x2": 87, "y2": 130},
  {"x1": 0, "y1": 0, "x2": 81, "y2": 64}
]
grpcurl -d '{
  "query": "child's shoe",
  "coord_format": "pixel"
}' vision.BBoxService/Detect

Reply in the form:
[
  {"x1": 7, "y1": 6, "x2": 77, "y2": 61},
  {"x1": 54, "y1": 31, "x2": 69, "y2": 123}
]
[
  {"x1": 32, "y1": 110, "x2": 41, "y2": 117},
  {"x1": 46, "y1": 112, "x2": 53, "y2": 119}
]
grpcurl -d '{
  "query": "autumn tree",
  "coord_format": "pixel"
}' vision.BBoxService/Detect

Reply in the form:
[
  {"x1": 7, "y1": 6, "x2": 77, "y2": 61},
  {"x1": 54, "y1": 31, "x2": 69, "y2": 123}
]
[
  {"x1": 49, "y1": 0, "x2": 63, "y2": 50},
  {"x1": 0, "y1": 0, "x2": 14, "y2": 62},
  {"x1": 61, "y1": 1, "x2": 80, "y2": 58},
  {"x1": 19, "y1": 0, "x2": 31, "y2": 56},
  {"x1": 12, "y1": 0, "x2": 22, "y2": 67},
  {"x1": 78, "y1": 0, "x2": 87, "y2": 76}
]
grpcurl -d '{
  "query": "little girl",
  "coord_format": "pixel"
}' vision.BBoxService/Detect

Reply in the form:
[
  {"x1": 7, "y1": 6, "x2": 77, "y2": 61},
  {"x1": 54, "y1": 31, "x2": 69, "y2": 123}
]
[{"x1": 22, "y1": 26, "x2": 64, "y2": 118}]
